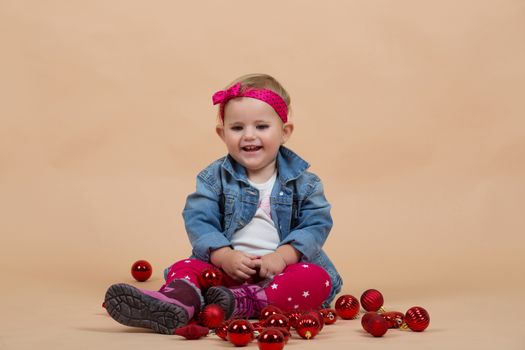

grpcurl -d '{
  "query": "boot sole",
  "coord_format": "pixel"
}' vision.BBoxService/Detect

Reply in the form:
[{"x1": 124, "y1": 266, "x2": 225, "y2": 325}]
[
  {"x1": 104, "y1": 283, "x2": 188, "y2": 334},
  {"x1": 205, "y1": 286, "x2": 235, "y2": 319}
]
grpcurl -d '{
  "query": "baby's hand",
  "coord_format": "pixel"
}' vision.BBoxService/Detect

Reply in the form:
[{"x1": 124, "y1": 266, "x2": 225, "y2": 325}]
[
  {"x1": 258, "y1": 252, "x2": 286, "y2": 279},
  {"x1": 221, "y1": 250, "x2": 259, "y2": 281}
]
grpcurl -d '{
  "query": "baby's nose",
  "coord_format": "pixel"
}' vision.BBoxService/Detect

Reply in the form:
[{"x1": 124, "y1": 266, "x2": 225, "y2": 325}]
[{"x1": 243, "y1": 128, "x2": 256, "y2": 139}]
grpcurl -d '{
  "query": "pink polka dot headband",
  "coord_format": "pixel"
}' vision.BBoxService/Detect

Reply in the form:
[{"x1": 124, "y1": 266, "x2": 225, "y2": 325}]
[{"x1": 212, "y1": 82, "x2": 289, "y2": 123}]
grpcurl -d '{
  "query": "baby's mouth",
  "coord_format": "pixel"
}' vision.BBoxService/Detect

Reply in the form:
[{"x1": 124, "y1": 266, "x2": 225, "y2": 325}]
[{"x1": 242, "y1": 145, "x2": 262, "y2": 152}]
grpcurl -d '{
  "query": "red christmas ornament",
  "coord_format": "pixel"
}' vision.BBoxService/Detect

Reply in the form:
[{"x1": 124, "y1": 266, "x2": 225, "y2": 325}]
[
  {"x1": 257, "y1": 328, "x2": 285, "y2": 350},
  {"x1": 360, "y1": 289, "x2": 384, "y2": 312},
  {"x1": 265, "y1": 314, "x2": 290, "y2": 330},
  {"x1": 131, "y1": 260, "x2": 152, "y2": 282},
  {"x1": 251, "y1": 321, "x2": 265, "y2": 333},
  {"x1": 259, "y1": 305, "x2": 283, "y2": 322},
  {"x1": 174, "y1": 323, "x2": 209, "y2": 339},
  {"x1": 295, "y1": 314, "x2": 320, "y2": 340},
  {"x1": 227, "y1": 319, "x2": 255, "y2": 346},
  {"x1": 215, "y1": 320, "x2": 231, "y2": 340},
  {"x1": 366, "y1": 314, "x2": 389, "y2": 337},
  {"x1": 335, "y1": 294, "x2": 360, "y2": 319},
  {"x1": 361, "y1": 311, "x2": 377, "y2": 333},
  {"x1": 319, "y1": 308, "x2": 337, "y2": 325},
  {"x1": 381, "y1": 311, "x2": 404, "y2": 328},
  {"x1": 305, "y1": 310, "x2": 324, "y2": 331},
  {"x1": 265, "y1": 327, "x2": 290, "y2": 343},
  {"x1": 403, "y1": 306, "x2": 430, "y2": 332},
  {"x1": 198, "y1": 267, "x2": 223, "y2": 290},
  {"x1": 199, "y1": 304, "x2": 225, "y2": 329},
  {"x1": 286, "y1": 310, "x2": 303, "y2": 329}
]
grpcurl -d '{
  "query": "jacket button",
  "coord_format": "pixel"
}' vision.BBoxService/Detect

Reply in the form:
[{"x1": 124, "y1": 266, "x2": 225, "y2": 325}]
[{"x1": 279, "y1": 191, "x2": 284, "y2": 196}]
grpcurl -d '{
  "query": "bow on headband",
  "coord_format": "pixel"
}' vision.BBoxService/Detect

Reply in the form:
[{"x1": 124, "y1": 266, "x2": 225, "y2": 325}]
[
  {"x1": 212, "y1": 82, "x2": 242, "y2": 105},
  {"x1": 211, "y1": 82, "x2": 288, "y2": 123}
]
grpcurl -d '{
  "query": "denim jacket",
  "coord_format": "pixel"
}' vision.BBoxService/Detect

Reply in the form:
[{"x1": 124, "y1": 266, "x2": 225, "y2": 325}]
[{"x1": 174, "y1": 146, "x2": 342, "y2": 307}]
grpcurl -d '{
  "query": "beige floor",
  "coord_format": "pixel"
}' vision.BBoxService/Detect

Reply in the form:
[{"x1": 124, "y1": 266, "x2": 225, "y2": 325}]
[{"x1": 3, "y1": 272, "x2": 524, "y2": 350}]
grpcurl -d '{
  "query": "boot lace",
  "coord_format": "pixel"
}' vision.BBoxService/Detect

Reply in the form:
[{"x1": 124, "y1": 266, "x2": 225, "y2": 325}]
[{"x1": 231, "y1": 285, "x2": 267, "y2": 319}]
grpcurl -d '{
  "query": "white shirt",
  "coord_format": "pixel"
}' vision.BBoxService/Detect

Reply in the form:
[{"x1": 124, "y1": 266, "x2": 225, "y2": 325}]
[{"x1": 230, "y1": 171, "x2": 280, "y2": 256}]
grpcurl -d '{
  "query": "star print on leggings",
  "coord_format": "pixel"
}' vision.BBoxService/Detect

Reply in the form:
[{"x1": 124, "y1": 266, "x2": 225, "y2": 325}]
[{"x1": 163, "y1": 258, "x2": 332, "y2": 313}]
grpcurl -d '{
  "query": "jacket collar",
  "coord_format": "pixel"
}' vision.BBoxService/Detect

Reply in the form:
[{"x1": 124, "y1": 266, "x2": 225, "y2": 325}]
[{"x1": 221, "y1": 146, "x2": 310, "y2": 185}]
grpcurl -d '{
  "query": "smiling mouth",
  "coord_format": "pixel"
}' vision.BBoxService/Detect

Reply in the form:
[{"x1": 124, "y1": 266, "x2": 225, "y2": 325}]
[{"x1": 242, "y1": 146, "x2": 262, "y2": 152}]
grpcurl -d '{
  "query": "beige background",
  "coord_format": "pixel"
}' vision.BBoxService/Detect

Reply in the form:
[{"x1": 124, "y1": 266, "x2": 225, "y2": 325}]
[{"x1": 1, "y1": 1, "x2": 524, "y2": 349}]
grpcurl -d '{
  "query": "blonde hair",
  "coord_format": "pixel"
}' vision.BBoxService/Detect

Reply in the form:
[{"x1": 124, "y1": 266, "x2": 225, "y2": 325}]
[{"x1": 216, "y1": 73, "x2": 292, "y2": 123}]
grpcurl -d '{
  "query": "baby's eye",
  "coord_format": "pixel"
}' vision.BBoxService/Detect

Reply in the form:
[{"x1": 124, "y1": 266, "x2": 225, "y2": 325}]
[
  {"x1": 256, "y1": 124, "x2": 269, "y2": 130},
  {"x1": 230, "y1": 126, "x2": 243, "y2": 131}
]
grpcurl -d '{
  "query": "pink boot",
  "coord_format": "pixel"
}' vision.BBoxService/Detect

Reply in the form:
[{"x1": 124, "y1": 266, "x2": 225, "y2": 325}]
[
  {"x1": 205, "y1": 284, "x2": 268, "y2": 319},
  {"x1": 104, "y1": 279, "x2": 203, "y2": 334}
]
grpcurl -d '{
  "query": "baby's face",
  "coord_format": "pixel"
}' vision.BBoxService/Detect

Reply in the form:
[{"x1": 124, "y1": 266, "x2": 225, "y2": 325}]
[{"x1": 218, "y1": 97, "x2": 292, "y2": 182}]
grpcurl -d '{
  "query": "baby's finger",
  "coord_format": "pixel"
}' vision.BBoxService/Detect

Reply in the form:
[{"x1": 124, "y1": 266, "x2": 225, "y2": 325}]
[
  {"x1": 241, "y1": 257, "x2": 255, "y2": 267},
  {"x1": 245, "y1": 258, "x2": 261, "y2": 269},
  {"x1": 250, "y1": 259, "x2": 262, "y2": 269},
  {"x1": 259, "y1": 266, "x2": 268, "y2": 278},
  {"x1": 240, "y1": 264, "x2": 257, "y2": 276},
  {"x1": 234, "y1": 270, "x2": 251, "y2": 281},
  {"x1": 242, "y1": 267, "x2": 257, "y2": 276},
  {"x1": 243, "y1": 252, "x2": 258, "y2": 259}
]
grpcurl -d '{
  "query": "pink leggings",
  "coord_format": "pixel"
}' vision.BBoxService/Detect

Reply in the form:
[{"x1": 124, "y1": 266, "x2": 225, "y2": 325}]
[{"x1": 163, "y1": 259, "x2": 331, "y2": 312}]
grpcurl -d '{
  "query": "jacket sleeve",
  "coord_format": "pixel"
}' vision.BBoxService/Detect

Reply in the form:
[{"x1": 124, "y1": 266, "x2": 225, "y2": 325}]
[
  {"x1": 278, "y1": 179, "x2": 333, "y2": 260},
  {"x1": 182, "y1": 173, "x2": 232, "y2": 262}
]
